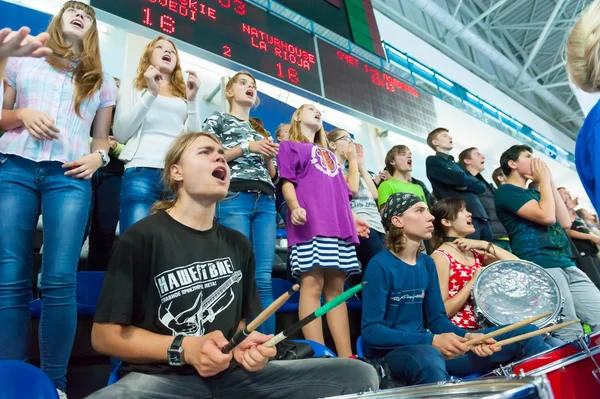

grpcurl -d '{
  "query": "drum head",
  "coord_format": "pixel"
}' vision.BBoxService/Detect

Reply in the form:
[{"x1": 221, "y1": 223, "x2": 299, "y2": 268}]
[{"x1": 472, "y1": 260, "x2": 563, "y2": 328}]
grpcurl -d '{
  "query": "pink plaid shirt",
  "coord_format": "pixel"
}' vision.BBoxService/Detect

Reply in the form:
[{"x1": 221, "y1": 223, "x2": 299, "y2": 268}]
[{"x1": 0, "y1": 57, "x2": 117, "y2": 163}]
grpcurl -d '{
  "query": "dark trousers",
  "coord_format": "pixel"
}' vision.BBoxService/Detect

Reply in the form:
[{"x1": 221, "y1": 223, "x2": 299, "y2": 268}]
[
  {"x1": 356, "y1": 230, "x2": 386, "y2": 270},
  {"x1": 87, "y1": 358, "x2": 379, "y2": 399},
  {"x1": 575, "y1": 254, "x2": 600, "y2": 290},
  {"x1": 84, "y1": 170, "x2": 122, "y2": 271},
  {"x1": 383, "y1": 324, "x2": 549, "y2": 386},
  {"x1": 467, "y1": 218, "x2": 493, "y2": 242}
]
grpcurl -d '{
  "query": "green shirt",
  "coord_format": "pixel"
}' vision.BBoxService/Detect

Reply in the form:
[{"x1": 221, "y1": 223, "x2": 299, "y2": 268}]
[
  {"x1": 378, "y1": 178, "x2": 428, "y2": 208},
  {"x1": 494, "y1": 185, "x2": 573, "y2": 269}
]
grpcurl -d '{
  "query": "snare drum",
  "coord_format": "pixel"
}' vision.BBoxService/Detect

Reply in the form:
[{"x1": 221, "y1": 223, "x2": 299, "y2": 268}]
[
  {"x1": 487, "y1": 333, "x2": 600, "y2": 398},
  {"x1": 324, "y1": 376, "x2": 554, "y2": 398},
  {"x1": 472, "y1": 260, "x2": 564, "y2": 328}
]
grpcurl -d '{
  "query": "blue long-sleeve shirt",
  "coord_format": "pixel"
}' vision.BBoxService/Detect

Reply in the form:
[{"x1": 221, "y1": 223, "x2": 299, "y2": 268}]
[
  {"x1": 576, "y1": 100, "x2": 600, "y2": 214},
  {"x1": 361, "y1": 250, "x2": 466, "y2": 350},
  {"x1": 426, "y1": 153, "x2": 488, "y2": 219}
]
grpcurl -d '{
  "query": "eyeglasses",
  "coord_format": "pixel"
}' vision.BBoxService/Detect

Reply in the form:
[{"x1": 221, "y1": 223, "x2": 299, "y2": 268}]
[{"x1": 335, "y1": 136, "x2": 354, "y2": 143}]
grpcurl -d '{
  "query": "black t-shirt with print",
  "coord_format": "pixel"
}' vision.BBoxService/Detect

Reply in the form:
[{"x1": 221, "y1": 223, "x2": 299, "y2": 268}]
[{"x1": 94, "y1": 211, "x2": 262, "y2": 375}]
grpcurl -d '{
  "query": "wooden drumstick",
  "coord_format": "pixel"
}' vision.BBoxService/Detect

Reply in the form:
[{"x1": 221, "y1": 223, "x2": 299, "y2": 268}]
[
  {"x1": 495, "y1": 319, "x2": 581, "y2": 347},
  {"x1": 221, "y1": 284, "x2": 299, "y2": 354},
  {"x1": 465, "y1": 312, "x2": 552, "y2": 346}
]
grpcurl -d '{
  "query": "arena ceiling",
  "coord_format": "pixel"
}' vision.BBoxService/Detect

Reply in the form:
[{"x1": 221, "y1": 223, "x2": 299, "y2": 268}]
[{"x1": 373, "y1": 0, "x2": 594, "y2": 139}]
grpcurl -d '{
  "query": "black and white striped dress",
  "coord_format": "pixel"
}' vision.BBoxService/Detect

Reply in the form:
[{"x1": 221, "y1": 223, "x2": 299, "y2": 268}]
[{"x1": 289, "y1": 236, "x2": 361, "y2": 278}]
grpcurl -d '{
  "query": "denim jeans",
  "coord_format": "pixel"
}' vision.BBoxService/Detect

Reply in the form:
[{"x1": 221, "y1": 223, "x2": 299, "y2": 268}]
[
  {"x1": 383, "y1": 324, "x2": 549, "y2": 385},
  {"x1": 216, "y1": 192, "x2": 276, "y2": 334},
  {"x1": 87, "y1": 358, "x2": 379, "y2": 399},
  {"x1": 0, "y1": 154, "x2": 91, "y2": 391},
  {"x1": 84, "y1": 169, "x2": 122, "y2": 271},
  {"x1": 120, "y1": 167, "x2": 166, "y2": 234}
]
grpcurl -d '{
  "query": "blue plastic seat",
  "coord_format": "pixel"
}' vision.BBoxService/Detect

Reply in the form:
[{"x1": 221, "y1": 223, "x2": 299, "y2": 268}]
[
  {"x1": 107, "y1": 360, "x2": 122, "y2": 386},
  {"x1": 345, "y1": 284, "x2": 362, "y2": 311},
  {"x1": 76, "y1": 271, "x2": 105, "y2": 316},
  {"x1": 356, "y1": 336, "x2": 367, "y2": 358},
  {"x1": 276, "y1": 228, "x2": 287, "y2": 239},
  {"x1": 0, "y1": 360, "x2": 59, "y2": 398},
  {"x1": 292, "y1": 339, "x2": 337, "y2": 357},
  {"x1": 271, "y1": 278, "x2": 299, "y2": 313}
]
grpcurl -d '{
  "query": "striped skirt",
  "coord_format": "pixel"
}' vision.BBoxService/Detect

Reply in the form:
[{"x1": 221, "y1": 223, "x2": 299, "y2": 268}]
[{"x1": 289, "y1": 236, "x2": 361, "y2": 278}]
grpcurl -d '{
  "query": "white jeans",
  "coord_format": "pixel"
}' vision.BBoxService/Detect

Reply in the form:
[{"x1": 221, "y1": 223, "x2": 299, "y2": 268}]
[{"x1": 546, "y1": 266, "x2": 600, "y2": 342}]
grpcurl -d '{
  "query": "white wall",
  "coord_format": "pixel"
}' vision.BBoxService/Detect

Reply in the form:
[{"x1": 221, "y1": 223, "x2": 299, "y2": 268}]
[{"x1": 375, "y1": 11, "x2": 576, "y2": 153}]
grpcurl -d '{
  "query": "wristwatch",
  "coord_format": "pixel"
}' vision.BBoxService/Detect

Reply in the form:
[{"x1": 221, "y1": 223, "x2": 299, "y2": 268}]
[
  {"x1": 95, "y1": 149, "x2": 110, "y2": 167},
  {"x1": 167, "y1": 335, "x2": 186, "y2": 366},
  {"x1": 240, "y1": 141, "x2": 250, "y2": 156}
]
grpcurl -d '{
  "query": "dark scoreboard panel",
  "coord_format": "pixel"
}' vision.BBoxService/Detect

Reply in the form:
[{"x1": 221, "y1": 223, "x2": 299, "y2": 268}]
[
  {"x1": 90, "y1": 0, "x2": 322, "y2": 95},
  {"x1": 317, "y1": 39, "x2": 437, "y2": 137}
]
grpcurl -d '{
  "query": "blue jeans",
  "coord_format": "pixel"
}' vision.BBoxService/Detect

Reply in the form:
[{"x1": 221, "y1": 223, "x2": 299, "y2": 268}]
[
  {"x1": 84, "y1": 169, "x2": 122, "y2": 271},
  {"x1": 0, "y1": 154, "x2": 91, "y2": 391},
  {"x1": 216, "y1": 192, "x2": 276, "y2": 334},
  {"x1": 383, "y1": 324, "x2": 550, "y2": 385},
  {"x1": 120, "y1": 167, "x2": 166, "y2": 234}
]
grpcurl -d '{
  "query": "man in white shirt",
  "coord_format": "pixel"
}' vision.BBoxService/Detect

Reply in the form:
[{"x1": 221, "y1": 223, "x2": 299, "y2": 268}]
[{"x1": 0, "y1": 27, "x2": 51, "y2": 118}]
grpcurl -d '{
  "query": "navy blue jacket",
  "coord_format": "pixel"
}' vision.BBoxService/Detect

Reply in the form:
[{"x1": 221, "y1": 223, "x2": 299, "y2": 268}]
[{"x1": 426, "y1": 153, "x2": 488, "y2": 219}]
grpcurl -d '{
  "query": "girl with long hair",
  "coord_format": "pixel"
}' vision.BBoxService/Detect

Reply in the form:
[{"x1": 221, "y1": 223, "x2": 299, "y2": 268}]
[
  {"x1": 327, "y1": 128, "x2": 385, "y2": 268},
  {"x1": 0, "y1": 2, "x2": 117, "y2": 395},
  {"x1": 114, "y1": 35, "x2": 201, "y2": 233},
  {"x1": 278, "y1": 104, "x2": 361, "y2": 357},
  {"x1": 202, "y1": 71, "x2": 279, "y2": 335},
  {"x1": 430, "y1": 198, "x2": 517, "y2": 329}
]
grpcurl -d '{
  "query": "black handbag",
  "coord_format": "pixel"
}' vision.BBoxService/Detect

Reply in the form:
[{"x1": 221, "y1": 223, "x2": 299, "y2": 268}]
[{"x1": 274, "y1": 340, "x2": 316, "y2": 360}]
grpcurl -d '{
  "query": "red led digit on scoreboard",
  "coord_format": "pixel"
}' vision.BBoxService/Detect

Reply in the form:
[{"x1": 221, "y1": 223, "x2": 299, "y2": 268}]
[
  {"x1": 276, "y1": 63, "x2": 299, "y2": 84},
  {"x1": 218, "y1": 0, "x2": 246, "y2": 15},
  {"x1": 160, "y1": 14, "x2": 175, "y2": 34},
  {"x1": 223, "y1": 46, "x2": 232, "y2": 58},
  {"x1": 143, "y1": 7, "x2": 152, "y2": 26}
]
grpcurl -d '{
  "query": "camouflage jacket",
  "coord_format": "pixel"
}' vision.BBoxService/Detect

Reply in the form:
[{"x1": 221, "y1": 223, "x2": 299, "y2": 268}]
[{"x1": 202, "y1": 112, "x2": 279, "y2": 191}]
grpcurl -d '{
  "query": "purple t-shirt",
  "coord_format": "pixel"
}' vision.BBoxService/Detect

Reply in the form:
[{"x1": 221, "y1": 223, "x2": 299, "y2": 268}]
[{"x1": 277, "y1": 141, "x2": 359, "y2": 247}]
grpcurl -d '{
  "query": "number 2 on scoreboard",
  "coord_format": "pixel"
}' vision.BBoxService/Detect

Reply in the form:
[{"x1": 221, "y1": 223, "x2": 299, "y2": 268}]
[{"x1": 223, "y1": 46, "x2": 232, "y2": 58}]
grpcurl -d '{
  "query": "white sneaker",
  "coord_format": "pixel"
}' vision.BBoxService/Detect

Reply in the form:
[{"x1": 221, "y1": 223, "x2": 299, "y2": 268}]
[{"x1": 57, "y1": 389, "x2": 68, "y2": 399}]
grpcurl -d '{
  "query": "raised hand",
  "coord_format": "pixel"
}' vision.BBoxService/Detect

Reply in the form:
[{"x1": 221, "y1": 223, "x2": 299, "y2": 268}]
[
  {"x1": 185, "y1": 70, "x2": 201, "y2": 101},
  {"x1": 0, "y1": 27, "x2": 51, "y2": 58},
  {"x1": 144, "y1": 65, "x2": 163, "y2": 96}
]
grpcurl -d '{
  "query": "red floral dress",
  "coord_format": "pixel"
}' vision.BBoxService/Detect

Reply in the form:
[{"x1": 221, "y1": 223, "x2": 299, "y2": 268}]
[{"x1": 435, "y1": 248, "x2": 483, "y2": 329}]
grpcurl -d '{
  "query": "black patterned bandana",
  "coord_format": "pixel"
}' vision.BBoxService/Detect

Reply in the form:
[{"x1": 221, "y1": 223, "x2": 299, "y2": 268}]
[{"x1": 382, "y1": 193, "x2": 423, "y2": 231}]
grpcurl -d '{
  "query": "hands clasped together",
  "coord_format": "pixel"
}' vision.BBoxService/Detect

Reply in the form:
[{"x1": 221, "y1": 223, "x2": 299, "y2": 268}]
[{"x1": 181, "y1": 331, "x2": 276, "y2": 377}]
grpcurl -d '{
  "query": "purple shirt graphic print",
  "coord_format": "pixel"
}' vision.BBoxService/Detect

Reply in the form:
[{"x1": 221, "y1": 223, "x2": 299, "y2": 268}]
[{"x1": 277, "y1": 141, "x2": 358, "y2": 247}]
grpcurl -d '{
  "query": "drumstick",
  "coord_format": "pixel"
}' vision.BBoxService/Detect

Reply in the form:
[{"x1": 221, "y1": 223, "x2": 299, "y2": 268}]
[
  {"x1": 263, "y1": 282, "x2": 366, "y2": 348},
  {"x1": 495, "y1": 319, "x2": 581, "y2": 347},
  {"x1": 221, "y1": 284, "x2": 299, "y2": 354},
  {"x1": 465, "y1": 312, "x2": 552, "y2": 346}
]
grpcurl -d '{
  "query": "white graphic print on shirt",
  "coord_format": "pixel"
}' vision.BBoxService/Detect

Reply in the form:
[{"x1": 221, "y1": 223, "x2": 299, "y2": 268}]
[{"x1": 154, "y1": 257, "x2": 242, "y2": 336}]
